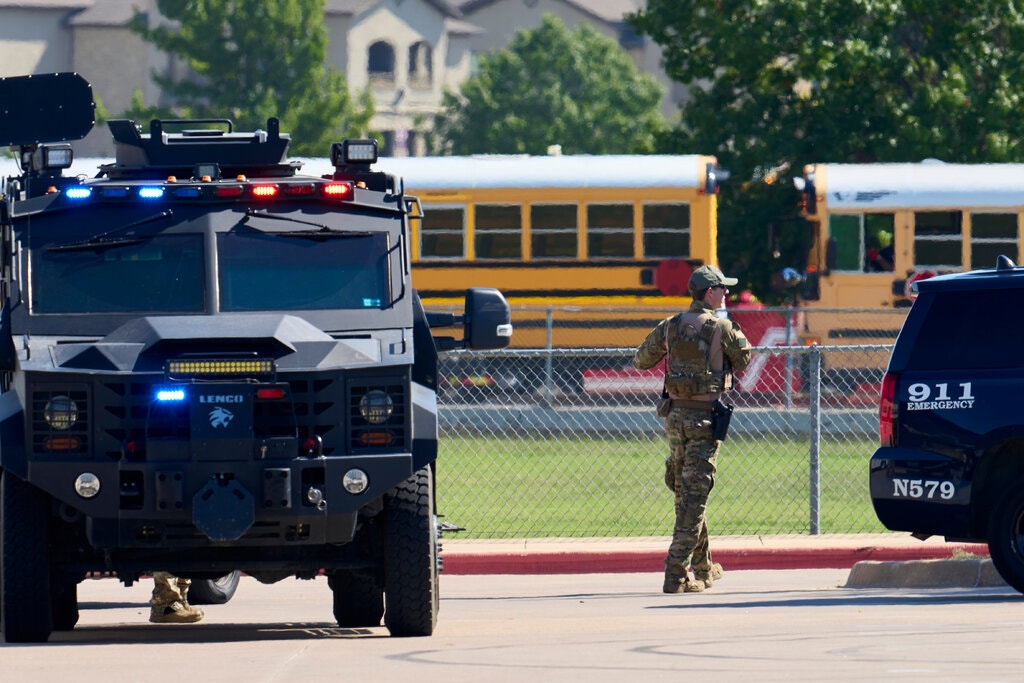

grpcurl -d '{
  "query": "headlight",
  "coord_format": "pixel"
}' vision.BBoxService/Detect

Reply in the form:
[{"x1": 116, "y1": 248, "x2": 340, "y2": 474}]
[
  {"x1": 44, "y1": 395, "x2": 79, "y2": 430},
  {"x1": 343, "y1": 469, "x2": 369, "y2": 494},
  {"x1": 359, "y1": 390, "x2": 393, "y2": 424},
  {"x1": 74, "y1": 472, "x2": 101, "y2": 498}
]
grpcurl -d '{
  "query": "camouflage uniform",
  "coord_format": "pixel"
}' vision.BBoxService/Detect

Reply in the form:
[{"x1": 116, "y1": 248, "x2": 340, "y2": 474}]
[
  {"x1": 150, "y1": 572, "x2": 204, "y2": 623},
  {"x1": 633, "y1": 266, "x2": 751, "y2": 594}
]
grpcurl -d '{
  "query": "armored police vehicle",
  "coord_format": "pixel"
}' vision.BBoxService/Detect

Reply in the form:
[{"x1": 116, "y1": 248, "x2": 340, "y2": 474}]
[
  {"x1": 0, "y1": 73, "x2": 512, "y2": 642},
  {"x1": 871, "y1": 254, "x2": 1024, "y2": 593}
]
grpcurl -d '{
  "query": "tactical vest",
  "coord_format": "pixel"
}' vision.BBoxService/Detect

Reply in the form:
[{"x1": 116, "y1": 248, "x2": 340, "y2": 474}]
[{"x1": 663, "y1": 314, "x2": 733, "y2": 395}]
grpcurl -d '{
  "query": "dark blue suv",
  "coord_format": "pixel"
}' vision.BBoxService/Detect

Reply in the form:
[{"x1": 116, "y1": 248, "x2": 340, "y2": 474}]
[{"x1": 871, "y1": 255, "x2": 1024, "y2": 592}]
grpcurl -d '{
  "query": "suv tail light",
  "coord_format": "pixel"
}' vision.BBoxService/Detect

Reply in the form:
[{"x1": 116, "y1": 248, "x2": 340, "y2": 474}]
[{"x1": 879, "y1": 371, "x2": 898, "y2": 446}]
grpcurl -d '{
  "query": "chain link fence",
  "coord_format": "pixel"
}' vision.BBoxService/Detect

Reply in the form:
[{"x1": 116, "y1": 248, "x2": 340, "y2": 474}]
[{"x1": 433, "y1": 306, "x2": 904, "y2": 539}]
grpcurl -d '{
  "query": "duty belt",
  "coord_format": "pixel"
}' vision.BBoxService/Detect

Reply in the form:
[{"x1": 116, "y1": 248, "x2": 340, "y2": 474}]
[{"x1": 670, "y1": 398, "x2": 715, "y2": 411}]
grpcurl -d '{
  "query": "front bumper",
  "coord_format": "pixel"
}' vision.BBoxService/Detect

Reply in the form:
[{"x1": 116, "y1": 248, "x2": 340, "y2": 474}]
[{"x1": 29, "y1": 452, "x2": 413, "y2": 548}]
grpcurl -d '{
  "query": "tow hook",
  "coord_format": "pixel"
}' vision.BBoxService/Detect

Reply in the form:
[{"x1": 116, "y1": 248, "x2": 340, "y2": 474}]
[{"x1": 306, "y1": 485, "x2": 327, "y2": 511}]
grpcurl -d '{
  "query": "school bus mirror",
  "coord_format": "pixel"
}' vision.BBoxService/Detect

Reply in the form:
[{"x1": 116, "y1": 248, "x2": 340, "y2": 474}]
[
  {"x1": 825, "y1": 238, "x2": 836, "y2": 273},
  {"x1": 704, "y1": 162, "x2": 730, "y2": 194},
  {"x1": 794, "y1": 175, "x2": 817, "y2": 214},
  {"x1": 800, "y1": 271, "x2": 821, "y2": 300}
]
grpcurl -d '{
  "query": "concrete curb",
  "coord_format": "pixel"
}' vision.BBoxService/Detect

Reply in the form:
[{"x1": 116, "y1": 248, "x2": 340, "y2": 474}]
[
  {"x1": 441, "y1": 539, "x2": 991, "y2": 575},
  {"x1": 846, "y1": 558, "x2": 1007, "y2": 588}
]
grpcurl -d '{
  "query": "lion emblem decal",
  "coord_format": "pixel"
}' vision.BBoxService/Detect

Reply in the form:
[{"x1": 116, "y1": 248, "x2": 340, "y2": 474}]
[{"x1": 208, "y1": 406, "x2": 234, "y2": 428}]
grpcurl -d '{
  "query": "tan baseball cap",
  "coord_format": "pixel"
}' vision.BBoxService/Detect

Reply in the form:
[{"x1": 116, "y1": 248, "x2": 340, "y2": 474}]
[{"x1": 688, "y1": 265, "x2": 738, "y2": 291}]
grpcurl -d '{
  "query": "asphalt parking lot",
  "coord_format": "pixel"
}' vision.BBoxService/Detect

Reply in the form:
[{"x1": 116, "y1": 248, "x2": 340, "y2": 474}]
[{"x1": 3, "y1": 568, "x2": 1021, "y2": 683}]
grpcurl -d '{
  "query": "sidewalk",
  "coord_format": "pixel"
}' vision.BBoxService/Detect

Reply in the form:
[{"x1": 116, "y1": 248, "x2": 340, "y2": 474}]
[{"x1": 441, "y1": 534, "x2": 990, "y2": 575}]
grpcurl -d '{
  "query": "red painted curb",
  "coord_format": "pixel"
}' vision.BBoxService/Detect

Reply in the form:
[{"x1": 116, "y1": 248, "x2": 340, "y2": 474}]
[{"x1": 441, "y1": 544, "x2": 990, "y2": 575}]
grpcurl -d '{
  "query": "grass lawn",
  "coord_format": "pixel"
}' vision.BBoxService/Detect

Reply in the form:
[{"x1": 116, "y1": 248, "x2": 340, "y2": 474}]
[{"x1": 436, "y1": 434, "x2": 889, "y2": 539}]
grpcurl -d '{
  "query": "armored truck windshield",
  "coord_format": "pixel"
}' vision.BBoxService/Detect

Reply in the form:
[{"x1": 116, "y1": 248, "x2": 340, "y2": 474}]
[
  {"x1": 18, "y1": 201, "x2": 406, "y2": 336},
  {"x1": 28, "y1": 207, "x2": 394, "y2": 315}
]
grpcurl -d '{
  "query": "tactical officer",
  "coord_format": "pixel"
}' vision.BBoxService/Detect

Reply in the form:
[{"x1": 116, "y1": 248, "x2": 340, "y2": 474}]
[
  {"x1": 633, "y1": 265, "x2": 751, "y2": 594},
  {"x1": 150, "y1": 573, "x2": 204, "y2": 623}
]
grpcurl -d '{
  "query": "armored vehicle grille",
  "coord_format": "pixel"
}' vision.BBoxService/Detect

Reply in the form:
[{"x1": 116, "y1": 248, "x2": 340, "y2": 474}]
[{"x1": 90, "y1": 372, "x2": 405, "y2": 459}]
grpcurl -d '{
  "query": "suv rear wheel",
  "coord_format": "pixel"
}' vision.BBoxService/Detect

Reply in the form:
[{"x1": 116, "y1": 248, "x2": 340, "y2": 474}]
[{"x1": 987, "y1": 484, "x2": 1024, "y2": 593}]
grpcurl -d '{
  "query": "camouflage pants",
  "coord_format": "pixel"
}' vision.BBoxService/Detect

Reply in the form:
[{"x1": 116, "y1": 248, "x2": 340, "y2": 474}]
[
  {"x1": 150, "y1": 572, "x2": 192, "y2": 608},
  {"x1": 663, "y1": 406, "x2": 720, "y2": 580}
]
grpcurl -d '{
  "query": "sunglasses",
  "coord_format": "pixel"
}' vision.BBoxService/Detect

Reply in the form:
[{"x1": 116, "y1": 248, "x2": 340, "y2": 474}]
[{"x1": 711, "y1": 285, "x2": 729, "y2": 290}]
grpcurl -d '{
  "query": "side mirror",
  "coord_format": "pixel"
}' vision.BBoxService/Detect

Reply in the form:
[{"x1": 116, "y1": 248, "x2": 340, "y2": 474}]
[{"x1": 464, "y1": 288, "x2": 513, "y2": 350}]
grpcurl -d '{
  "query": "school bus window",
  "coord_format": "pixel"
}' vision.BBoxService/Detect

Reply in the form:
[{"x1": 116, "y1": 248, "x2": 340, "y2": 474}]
[
  {"x1": 475, "y1": 203, "x2": 522, "y2": 259},
  {"x1": 829, "y1": 214, "x2": 862, "y2": 271},
  {"x1": 420, "y1": 205, "x2": 465, "y2": 259},
  {"x1": 530, "y1": 203, "x2": 577, "y2": 258},
  {"x1": 642, "y1": 202, "x2": 690, "y2": 258},
  {"x1": 587, "y1": 203, "x2": 633, "y2": 258},
  {"x1": 914, "y1": 211, "x2": 962, "y2": 269},
  {"x1": 865, "y1": 214, "x2": 895, "y2": 272},
  {"x1": 970, "y1": 213, "x2": 1018, "y2": 269}
]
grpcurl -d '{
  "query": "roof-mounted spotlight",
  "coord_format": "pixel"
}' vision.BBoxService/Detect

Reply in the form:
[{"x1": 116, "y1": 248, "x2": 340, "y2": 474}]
[
  {"x1": 31, "y1": 143, "x2": 74, "y2": 172},
  {"x1": 331, "y1": 139, "x2": 378, "y2": 167}
]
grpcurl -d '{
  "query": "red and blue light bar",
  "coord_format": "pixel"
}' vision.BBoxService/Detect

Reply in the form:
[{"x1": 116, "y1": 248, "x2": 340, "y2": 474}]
[{"x1": 60, "y1": 180, "x2": 355, "y2": 204}]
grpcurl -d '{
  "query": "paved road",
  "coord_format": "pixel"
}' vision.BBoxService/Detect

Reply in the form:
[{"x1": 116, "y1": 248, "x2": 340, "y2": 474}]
[{"x1": 4, "y1": 571, "x2": 1021, "y2": 682}]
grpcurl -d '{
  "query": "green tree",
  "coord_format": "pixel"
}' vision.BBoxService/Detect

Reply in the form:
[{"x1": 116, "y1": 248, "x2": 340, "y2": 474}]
[
  {"x1": 430, "y1": 13, "x2": 667, "y2": 155},
  {"x1": 630, "y1": 1, "x2": 1024, "y2": 301},
  {"x1": 128, "y1": 0, "x2": 374, "y2": 156}
]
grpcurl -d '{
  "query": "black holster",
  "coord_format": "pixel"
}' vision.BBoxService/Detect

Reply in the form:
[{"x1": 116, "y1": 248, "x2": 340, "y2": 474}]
[
  {"x1": 656, "y1": 388, "x2": 671, "y2": 418},
  {"x1": 710, "y1": 399, "x2": 734, "y2": 440}
]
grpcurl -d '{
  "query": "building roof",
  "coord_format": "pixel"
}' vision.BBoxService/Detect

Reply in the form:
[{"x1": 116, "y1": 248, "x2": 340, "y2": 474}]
[
  {"x1": 66, "y1": 0, "x2": 135, "y2": 26},
  {"x1": 0, "y1": 1, "x2": 90, "y2": 7},
  {"x1": 327, "y1": 0, "x2": 461, "y2": 16},
  {"x1": 444, "y1": 16, "x2": 484, "y2": 35},
  {"x1": 459, "y1": 0, "x2": 643, "y2": 25}
]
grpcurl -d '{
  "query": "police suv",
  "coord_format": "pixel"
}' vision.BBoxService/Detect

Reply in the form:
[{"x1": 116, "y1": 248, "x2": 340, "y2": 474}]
[
  {"x1": 871, "y1": 254, "x2": 1024, "y2": 592},
  {"x1": 0, "y1": 73, "x2": 512, "y2": 642}
]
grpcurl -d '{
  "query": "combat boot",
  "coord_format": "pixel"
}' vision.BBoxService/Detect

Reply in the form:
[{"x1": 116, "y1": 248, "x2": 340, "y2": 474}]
[
  {"x1": 682, "y1": 577, "x2": 705, "y2": 593},
  {"x1": 693, "y1": 562, "x2": 723, "y2": 589},
  {"x1": 664, "y1": 572, "x2": 706, "y2": 594},
  {"x1": 150, "y1": 599, "x2": 204, "y2": 624},
  {"x1": 663, "y1": 575, "x2": 683, "y2": 594}
]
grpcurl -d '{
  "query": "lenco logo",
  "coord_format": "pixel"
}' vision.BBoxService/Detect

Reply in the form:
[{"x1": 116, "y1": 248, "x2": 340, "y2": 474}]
[{"x1": 199, "y1": 394, "x2": 245, "y2": 404}]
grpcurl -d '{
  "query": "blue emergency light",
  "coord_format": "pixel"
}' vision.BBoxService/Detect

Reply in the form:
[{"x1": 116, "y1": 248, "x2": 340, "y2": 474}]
[{"x1": 155, "y1": 389, "x2": 186, "y2": 402}]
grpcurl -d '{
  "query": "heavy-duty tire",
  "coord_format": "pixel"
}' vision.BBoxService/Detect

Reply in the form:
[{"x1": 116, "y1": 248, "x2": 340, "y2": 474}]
[
  {"x1": 50, "y1": 577, "x2": 79, "y2": 631},
  {"x1": 1, "y1": 471, "x2": 54, "y2": 642},
  {"x1": 187, "y1": 571, "x2": 241, "y2": 605},
  {"x1": 382, "y1": 467, "x2": 438, "y2": 637},
  {"x1": 328, "y1": 569, "x2": 385, "y2": 627},
  {"x1": 988, "y1": 485, "x2": 1024, "y2": 594}
]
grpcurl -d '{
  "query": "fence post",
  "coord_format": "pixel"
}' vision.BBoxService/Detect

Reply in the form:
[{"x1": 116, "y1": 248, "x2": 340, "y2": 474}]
[
  {"x1": 544, "y1": 308, "x2": 554, "y2": 403},
  {"x1": 808, "y1": 344, "x2": 822, "y2": 534},
  {"x1": 785, "y1": 306, "x2": 795, "y2": 409}
]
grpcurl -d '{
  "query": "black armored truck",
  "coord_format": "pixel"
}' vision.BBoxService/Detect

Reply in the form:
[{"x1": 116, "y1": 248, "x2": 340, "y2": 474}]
[{"x1": 0, "y1": 73, "x2": 512, "y2": 642}]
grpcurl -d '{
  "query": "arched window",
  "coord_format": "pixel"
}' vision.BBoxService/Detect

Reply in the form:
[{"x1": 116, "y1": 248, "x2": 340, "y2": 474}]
[
  {"x1": 368, "y1": 41, "x2": 395, "y2": 83},
  {"x1": 408, "y1": 41, "x2": 433, "y2": 87}
]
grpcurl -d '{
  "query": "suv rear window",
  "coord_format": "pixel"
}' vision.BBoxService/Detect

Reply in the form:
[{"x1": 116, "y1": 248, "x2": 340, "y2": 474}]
[{"x1": 909, "y1": 288, "x2": 1024, "y2": 369}]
